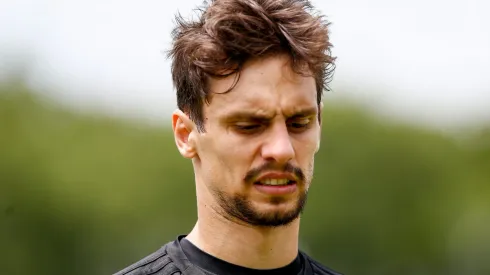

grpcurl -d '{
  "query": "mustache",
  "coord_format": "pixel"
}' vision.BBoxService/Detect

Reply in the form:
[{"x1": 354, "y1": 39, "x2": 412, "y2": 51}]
[{"x1": 244, "y1": 162, "x2": 305, "y2": 183}]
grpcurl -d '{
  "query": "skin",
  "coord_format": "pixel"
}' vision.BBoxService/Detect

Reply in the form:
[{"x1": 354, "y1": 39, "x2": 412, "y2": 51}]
[{"x1": 172, "y1": 54, "x2": 322, "y2": 269}]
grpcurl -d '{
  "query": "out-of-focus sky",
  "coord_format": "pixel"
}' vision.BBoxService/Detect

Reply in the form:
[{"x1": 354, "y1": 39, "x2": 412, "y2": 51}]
[{"x1": 1, "y1": 0, "x2": 489, "y2": 127}]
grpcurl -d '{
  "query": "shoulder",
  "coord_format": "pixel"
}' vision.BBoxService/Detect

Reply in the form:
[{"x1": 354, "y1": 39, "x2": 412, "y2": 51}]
[
  {"x1": 113, "y1": 240, "x2": 185, "y2": 275},
  {"x1": 301, "y1": 251, "x2": 343, "y2": 275}
]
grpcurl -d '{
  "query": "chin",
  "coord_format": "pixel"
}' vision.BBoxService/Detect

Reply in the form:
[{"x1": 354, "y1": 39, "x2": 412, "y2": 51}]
[
  {"x1": 249, "y1": 207, "x2": 302, "y2": 227},
  {"x1": 212, "y1": 186, "x2": 308, "y2": 227},
  {"x1": 238, "y1": 196, "x2": 307, "y2": 227}
]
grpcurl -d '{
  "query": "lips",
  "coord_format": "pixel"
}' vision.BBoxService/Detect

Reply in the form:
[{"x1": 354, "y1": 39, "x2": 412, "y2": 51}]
[
  {"x1": 252, "y1": 172, "x2": 298, "y2": 195},
  {"x1": 253, "y1": 172, "x2": 298, "y2": 189},
  {"x1": 257, "y1": 178, "x2": 294, "y2": 186},
  {"x1": 254, "y1": 180, "x2": 298, "y2": 195}
]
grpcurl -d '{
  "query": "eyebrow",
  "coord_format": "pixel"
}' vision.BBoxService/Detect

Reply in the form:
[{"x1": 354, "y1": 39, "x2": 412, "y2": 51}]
[
  {"x1": 287, "y1": 107, "x2": 318, "y2": 118},
  {"x1": 223, "y1": 107, "x2": 318, "y2": 122},
  {"x1": 222, "y1": 111, "x2": 272, "y2": 122}
]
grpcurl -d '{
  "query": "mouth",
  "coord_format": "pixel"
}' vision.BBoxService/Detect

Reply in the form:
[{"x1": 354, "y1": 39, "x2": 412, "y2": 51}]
[
  {"x1": 255, "y1": 179, "x2": 296, "y2": 186},
  {"x1": 253, "y1": 178, "x2": 298, "y2": 195}
]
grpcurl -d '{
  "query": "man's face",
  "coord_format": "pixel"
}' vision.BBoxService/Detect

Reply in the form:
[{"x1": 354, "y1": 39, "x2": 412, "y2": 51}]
[{"x1": 192, "y1": 54, "x2": 321, "y2": 227}]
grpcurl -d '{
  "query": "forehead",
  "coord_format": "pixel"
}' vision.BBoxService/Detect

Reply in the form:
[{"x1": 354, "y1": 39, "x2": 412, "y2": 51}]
[{"x1": 205, "y1": 55, "x2": 317, "y2": 118}]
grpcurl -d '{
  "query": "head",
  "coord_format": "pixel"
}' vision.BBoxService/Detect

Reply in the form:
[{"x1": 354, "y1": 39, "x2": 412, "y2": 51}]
[{"x1": 169, "y1": 0, "x2": 335, "y2": 228}]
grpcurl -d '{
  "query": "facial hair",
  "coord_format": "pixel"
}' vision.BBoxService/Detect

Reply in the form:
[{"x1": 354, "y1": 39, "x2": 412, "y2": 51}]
[{"x1": 212, "y1": 161, "x2": 313, "y2": 228}]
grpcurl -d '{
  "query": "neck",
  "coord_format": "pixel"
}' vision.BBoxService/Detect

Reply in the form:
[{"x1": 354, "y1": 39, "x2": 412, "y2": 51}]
[{"x1": 185, "y1": 198, "x2": 300, "y2": 269}]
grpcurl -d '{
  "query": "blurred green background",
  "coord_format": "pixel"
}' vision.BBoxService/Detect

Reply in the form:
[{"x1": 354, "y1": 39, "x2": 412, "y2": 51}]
[{"x1": 1, "y1": 81, "x2": 489, "y2": 275}]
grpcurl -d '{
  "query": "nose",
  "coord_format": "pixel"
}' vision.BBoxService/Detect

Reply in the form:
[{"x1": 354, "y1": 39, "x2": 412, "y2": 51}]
[{"x1": 261, "y1": 123, "x2": 295, "y2": 164}]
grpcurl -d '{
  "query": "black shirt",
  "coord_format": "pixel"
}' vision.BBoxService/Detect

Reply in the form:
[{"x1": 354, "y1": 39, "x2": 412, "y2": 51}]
[
  {"x1": 113, "y1": 235, "x2": 342, "y2": 275},
  {"x1": 180, "y1": 237, "x2": 302, "y2": 275}
]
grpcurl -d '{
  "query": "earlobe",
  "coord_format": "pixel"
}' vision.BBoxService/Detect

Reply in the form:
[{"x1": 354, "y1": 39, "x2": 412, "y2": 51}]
[{"x1": 172, "y1": 110, "x2": 197, "y2": 159}]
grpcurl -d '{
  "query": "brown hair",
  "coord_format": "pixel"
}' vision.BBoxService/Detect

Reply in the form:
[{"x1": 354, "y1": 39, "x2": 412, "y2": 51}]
[{"x1": 168, "y1": 0, "x2": 335, "y2": 131}]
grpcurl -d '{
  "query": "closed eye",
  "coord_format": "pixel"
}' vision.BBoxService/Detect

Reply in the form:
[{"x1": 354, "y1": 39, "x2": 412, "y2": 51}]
[
  {"x1": 287, "y1": 117, "x2": 313, "y2": 132},
  {"x1": 234, "y1": 123, "x2": 264, "y2": 134}
]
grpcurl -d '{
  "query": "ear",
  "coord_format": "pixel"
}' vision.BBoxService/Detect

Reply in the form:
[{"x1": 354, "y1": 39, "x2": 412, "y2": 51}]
[
  {"x1": 172, "y1": 109, "x2": 198, "y2": 159},
  {"x1": 316, "y1": 102, "x2": 324, "y2": 153},
  {"x1": 318, "y1": 101, "x2": 324, "y2": 126}
]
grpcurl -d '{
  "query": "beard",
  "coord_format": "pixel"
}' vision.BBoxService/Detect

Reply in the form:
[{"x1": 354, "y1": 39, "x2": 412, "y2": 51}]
[
  {"x1": 214, "y1": 189, "x2": 309, "y2": 227},
  {"x1": 211, "y1": 161, "x2": 313, "y2": 228}
]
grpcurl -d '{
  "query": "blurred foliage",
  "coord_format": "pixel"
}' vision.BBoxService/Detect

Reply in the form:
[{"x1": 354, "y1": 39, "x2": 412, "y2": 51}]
[{"x1": 1, "y1": 82, "x2": 489, "y2": 275}]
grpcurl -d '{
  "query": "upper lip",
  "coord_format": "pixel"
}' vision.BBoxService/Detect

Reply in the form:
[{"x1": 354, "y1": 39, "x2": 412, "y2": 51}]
[{"x1": 255, "y1": 172, "x2": 297, "y2": 182}]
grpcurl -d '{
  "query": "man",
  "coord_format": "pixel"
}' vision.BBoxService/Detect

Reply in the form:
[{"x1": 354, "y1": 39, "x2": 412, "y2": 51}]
[{"x1": 114, "y1": 0, "x2": 339, "y2": 274}]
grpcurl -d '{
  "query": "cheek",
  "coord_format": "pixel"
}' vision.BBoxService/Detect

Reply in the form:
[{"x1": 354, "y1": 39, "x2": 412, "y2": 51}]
[
  {"x1": 199, "y1": 132, "x2": 256, "y2": 187},
  {"x1": 292, "y1": 130, "x2": 320, "y2": 157}
]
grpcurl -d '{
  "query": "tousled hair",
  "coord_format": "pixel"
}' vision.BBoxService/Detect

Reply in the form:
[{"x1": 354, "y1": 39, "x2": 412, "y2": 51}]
[{"x1": 167, "y1": 0, "x2": 335, "y2": 131}]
